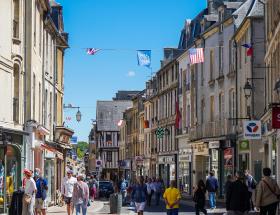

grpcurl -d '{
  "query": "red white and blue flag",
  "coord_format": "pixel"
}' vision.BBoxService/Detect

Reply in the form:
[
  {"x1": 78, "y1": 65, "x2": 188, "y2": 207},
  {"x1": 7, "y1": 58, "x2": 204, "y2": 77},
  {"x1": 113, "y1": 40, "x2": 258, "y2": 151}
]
[
  {"x1": 241, "y1": 44, "x2": 253, "y2": 56},
  {"x1": 189, "y1": 48, "x2": 204, "y2": 65},
  {"x1": 86, "y1": 48, "x2": 100, "y2": 55}
]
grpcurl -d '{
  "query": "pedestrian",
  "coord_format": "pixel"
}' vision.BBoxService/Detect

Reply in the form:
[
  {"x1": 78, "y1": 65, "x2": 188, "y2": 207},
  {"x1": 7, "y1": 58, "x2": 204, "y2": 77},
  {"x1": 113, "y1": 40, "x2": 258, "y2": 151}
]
[
  {"x1": 255, "y1": 167, "x2": 280, "y2": 215},
  {"x1": 61, "y1": 170, "x2": 77, "y2": 215},
  {"x1": 22, "y1": 169, "x2": 37, "y2": 215},
  {"x1": 146, "y1": 178, "x2": 154, "y2": 206},
  {"x1": 131, "y1": 176, "x2": 148, "y2": 215},
  {"x1": 34, "y1": 168, "x2": 48, "y2": 215},
  {"x1": 224, "y1": 174, "x2": 234, "y2": 200},
  {"x1": 193, "y1": 180, "x2": 207, "y2": 215},
  {"x1": 205, "y1": 170, "x2": 218, "y2": 210},
  {"x1": 163, "y1": 180, "x2": 181, "y2": 215},
  {"x1": 88, "y1": 176, "x2": 96, "y2": 202},
  {"x1": 226, "y1": 171, "x2": 250, "y2": 215},
  {"x1": 72, "y1": 174, "x2": 89, "y2": 215},
  {"x1": 245, "y1": 169, "x2": 257, "y2": 210},
  {"x1": 120, "y1": 178, "x2": 127, "y2": 205},
  {"x1": 154, "y1": 178, "x2": 163, "y2": 206}
]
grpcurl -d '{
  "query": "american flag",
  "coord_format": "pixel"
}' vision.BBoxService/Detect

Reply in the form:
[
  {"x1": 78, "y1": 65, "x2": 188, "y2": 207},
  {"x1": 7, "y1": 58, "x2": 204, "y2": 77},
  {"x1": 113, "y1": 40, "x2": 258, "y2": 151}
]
[
  {"x1": 86, "y1": 48, "x2": 100, "y2": 55},
  {"x1": 189, "y1": 48, "x2": 204, "y2": 65}
]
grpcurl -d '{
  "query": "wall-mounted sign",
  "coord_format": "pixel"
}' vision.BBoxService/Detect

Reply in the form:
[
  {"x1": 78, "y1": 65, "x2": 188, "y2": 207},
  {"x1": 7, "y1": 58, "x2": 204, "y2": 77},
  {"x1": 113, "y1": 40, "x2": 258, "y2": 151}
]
[
  {"x1": 224, "y1": 148, "x2": 233, "y2": 167},
  {"x1": 239, "y1": 140, "x2": 249, "y2": 151},
  {"x1": 135, "y1": 156, "x2": 144, "y2": 162},
  {"x1": 193, "y1": 143, "x2": 208, "y2": 155},
  {"x1": 96, "y1": 160, "x2": 102, "y2": 167},
  {"x1": 272, "y1": 107, "x2": 280, "y2": 129},
  {"x1": 158, "y1": 155, "x2": 175, "y2": 163},
  {"x1": 243, "y1": 121, "x2": 262, "y2": 140},
  {"x1": 209, "y1": 141, "x2": 220, "y2": 149},
  {"x1": 70, "y1": 136, "x2": 78, "y2": 144}
]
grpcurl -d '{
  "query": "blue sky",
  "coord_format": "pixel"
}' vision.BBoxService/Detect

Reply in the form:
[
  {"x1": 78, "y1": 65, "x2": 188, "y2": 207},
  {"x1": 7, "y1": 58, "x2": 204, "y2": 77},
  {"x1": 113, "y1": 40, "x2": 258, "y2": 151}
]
[{"x1": 58, "y1": 0, "x2": 206, "y2": 142}]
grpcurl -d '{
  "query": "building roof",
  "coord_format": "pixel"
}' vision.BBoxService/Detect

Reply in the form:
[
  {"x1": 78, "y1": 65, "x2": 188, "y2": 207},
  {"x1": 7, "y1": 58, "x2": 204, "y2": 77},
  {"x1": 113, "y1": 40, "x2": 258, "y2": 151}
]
[
  {"x1": 96, "y1": 101, "x2": 132, "y2": 131},
  {"x1": 233, "y1": 0, "x2": 264, "y2": 28},
  {"x1": 113, "y1": 91, "x2": 141, "y2": 100}
]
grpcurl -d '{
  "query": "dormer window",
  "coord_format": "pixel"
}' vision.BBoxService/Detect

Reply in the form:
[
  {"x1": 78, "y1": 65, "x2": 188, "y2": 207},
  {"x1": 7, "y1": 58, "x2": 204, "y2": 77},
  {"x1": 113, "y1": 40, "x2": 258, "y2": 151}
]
[{"x1": 200, "y1": 19, "x2": 205, "y2": 32}]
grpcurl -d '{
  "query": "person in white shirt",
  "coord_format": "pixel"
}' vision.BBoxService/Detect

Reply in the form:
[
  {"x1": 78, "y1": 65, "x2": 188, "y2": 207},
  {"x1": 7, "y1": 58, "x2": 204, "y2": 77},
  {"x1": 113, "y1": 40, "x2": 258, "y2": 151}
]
[
  {"x1": 61, "y1": 170, "x2": 77, "y2": 215},
  {"x1": 22, "y1": 169, "x2": 37, "y2": 215}
]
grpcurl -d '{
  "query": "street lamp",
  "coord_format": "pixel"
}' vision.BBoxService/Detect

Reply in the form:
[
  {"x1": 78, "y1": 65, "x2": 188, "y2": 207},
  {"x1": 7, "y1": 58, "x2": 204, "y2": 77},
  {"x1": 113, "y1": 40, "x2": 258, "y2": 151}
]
[
  {"x1": 63, "y1": 104, "x2": 82, "y2": 122},
  {"x1": 244, "y1": 81, "x2": 253, "y2": 99}
]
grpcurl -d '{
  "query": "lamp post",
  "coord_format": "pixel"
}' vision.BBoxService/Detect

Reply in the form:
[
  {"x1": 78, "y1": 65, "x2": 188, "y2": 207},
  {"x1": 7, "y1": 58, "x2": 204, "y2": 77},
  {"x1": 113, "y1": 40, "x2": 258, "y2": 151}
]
[
  {"x1": 63, "y1": 104, "x2": 82, "y2": 122},
  {"x1": 244, "y1": 81, "x2": 253, "y2": 118}
]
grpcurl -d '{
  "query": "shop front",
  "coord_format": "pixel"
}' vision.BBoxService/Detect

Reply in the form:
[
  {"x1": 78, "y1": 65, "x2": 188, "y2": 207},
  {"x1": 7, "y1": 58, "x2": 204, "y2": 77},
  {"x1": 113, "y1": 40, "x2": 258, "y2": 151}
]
[
  {"x1": 178, "y1": 149, "x2": 192, "y2": 194},
  {"x1": 0, "y1": 128, "x2": 27, "y2": 214},
  {"x1": 119, "y1": 160, "x2": 131, "y2": 180},
  {"x1": 158, "y1": 155, "x2": 176, "y2": 187}
]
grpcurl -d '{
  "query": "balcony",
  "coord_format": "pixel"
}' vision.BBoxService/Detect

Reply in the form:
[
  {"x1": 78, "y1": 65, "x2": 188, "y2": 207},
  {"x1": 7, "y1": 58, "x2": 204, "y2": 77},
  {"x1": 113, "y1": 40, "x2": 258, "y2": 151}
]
[
  {"x1": 190, "y1": 119, "x2": 236, "y2": 141},
  {"x1": 13, "y1": 97, "x2": 19, "y2": 123}
]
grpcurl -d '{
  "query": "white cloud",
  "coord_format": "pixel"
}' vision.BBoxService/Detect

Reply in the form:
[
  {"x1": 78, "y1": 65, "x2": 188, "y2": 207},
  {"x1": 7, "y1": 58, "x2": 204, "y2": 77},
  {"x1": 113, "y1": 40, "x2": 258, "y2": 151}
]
[{"x1": 127, "y1": 71, "x2": 136, "y2": 77}]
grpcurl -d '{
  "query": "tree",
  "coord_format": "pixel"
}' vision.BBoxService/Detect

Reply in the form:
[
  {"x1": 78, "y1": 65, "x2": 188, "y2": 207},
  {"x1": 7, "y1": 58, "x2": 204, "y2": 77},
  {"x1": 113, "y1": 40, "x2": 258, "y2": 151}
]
[{"x1": 76, "y1": 141, "x2": 89, "y2": 159}]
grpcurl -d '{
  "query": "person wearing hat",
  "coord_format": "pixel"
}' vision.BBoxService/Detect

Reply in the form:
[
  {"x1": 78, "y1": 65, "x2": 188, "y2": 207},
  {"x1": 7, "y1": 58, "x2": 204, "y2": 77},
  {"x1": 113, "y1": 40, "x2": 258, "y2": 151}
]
[
  {"x1": 62, "y1": 170, "x2": 77, "y2": 215},
  {"x1": 22, "y1": 169, "x2": 37, "y2": 215},
  {"x1": 72, "y1": 174, "x2": 89, "y2": 215},
  {"x1": 226, "y1": 171, "x2": 250, "y2": 215}
]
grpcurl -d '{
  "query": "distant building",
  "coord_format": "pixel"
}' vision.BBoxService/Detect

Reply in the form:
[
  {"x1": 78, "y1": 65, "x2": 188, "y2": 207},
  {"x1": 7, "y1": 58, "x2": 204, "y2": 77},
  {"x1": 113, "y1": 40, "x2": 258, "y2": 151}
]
[{"x1": 113, "y1": 90, "x2": 141, "y2": 101}]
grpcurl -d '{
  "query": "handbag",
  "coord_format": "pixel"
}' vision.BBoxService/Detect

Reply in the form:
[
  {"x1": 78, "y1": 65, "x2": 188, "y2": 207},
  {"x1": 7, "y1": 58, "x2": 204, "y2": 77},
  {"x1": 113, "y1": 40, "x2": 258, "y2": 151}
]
[
  {"x1": 262, "y1": 180, "x2": 280, "y2": 200},
  {"x1": 23, "y1": 194, "x2": 32, "y2": 204}
]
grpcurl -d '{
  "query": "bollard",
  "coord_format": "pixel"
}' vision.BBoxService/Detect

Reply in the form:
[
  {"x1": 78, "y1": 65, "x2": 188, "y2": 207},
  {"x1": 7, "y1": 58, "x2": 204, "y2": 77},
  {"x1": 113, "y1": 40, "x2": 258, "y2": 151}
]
[{"x1": 109, "y1": 193, "x2": 122, "y2": 214}]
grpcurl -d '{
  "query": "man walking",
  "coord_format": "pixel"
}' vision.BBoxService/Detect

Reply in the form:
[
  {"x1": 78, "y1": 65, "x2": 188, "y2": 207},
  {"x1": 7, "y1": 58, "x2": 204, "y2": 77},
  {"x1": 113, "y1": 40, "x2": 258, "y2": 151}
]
[
  {"x1": 245, "y1": 169, "x2": 257, "y2": 210},
  {"x1": 206, "y1": 171, "x2": 218, "y2": 210},
  {"x1": 256, "y1": 168, "x2": 280, "y2": 215},
  {"x1": 34, "y1": 168, "x2": 48, "y2": 215},
  {"x1": 61, "y1": 170, "x2": 77, "y2": 215},
  {"x1": 163, "y1": 180, "x2": 181, "y2": 215},
  {"x1": 226, "y1": 171, "x2": 250, "y2": 215}
]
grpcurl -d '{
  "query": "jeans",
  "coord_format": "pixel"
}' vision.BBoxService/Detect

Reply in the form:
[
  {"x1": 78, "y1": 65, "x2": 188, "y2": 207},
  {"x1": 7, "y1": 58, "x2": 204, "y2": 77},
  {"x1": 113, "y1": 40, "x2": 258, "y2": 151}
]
[
  {"x1": 75, "y1": 203, "x2": 87, "y2": 215},
  {"x1": 195, "y1": 204, "x2": 207, "y2": 215},
  {"x1": 260, "y1": 202, "x2": 278, "y2": 215},
  {"x1": 166, "y1": 208, "x2": 179, "y2": 215},
  {"x1": 208, "y1": 192, "x2": 216, "y2": 209}
]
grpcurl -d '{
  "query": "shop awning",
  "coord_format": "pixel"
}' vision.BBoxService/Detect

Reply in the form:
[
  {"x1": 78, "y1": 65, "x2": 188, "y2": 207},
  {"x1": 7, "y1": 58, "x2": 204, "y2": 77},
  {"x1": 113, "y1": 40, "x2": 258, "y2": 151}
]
[
  {"x1": 41, "y1": 143, "x2": 64, "y2": 160},
  {"x1": 1, "y1": 127, "x2": 29, "y2": 136}
]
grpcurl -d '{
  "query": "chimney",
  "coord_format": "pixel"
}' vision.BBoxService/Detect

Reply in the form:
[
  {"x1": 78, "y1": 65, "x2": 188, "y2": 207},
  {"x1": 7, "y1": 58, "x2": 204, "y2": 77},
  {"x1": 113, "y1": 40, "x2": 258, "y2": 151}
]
[{"x1": 208, "y1": 0, "x2": 215, "y2": 14}]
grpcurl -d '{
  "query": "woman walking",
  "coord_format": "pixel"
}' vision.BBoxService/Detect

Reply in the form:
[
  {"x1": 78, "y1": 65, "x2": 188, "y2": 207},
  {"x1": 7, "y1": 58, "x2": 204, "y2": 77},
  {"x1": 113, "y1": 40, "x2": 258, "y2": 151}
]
[
  {"x1": 22, "y1": 169, "x2": 37, "y2": 215},
  {"x1": 193, "y1": 180, "x2": 207, "y2": 215},
  {"x1": 72, "y1": 174, "x2": 89, "y2": 215}
]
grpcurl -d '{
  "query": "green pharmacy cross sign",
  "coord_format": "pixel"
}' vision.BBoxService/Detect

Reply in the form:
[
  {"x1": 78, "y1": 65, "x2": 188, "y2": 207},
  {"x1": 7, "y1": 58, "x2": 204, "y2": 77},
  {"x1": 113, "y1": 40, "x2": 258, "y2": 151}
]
[{"x1": 156, "y1": 127, "x2": 165, "y2": 138}]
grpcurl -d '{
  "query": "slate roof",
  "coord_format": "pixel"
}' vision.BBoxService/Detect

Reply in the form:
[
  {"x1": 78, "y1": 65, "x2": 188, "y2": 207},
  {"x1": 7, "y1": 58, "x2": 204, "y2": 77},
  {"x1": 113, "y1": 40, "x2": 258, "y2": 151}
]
[
  {"x1": 233, "y1": 0, "x2": 264, "y2": 28},
  {"x1": 96, "y1": 101, "x2": 132, "y2": 131}
]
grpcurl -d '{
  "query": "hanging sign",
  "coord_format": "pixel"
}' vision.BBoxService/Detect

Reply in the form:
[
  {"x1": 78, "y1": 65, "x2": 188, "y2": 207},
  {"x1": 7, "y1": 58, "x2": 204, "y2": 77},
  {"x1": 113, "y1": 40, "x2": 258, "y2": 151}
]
[
  {"x1": 243, "y1": 120, "x2": 262, "y2": 140},
  {"x1": 239, "y1": 140, "x2": 250, "y2": 151},
  {"x1": 272, "y1": 107, "x2": 280, "y2": 129}
]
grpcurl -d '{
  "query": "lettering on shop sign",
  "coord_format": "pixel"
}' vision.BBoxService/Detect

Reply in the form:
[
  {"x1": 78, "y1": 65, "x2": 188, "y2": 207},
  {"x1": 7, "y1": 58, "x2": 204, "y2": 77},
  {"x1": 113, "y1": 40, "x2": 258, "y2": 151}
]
[{"x1": 243, "y1": 120, "x2": 261, "y2": 140}]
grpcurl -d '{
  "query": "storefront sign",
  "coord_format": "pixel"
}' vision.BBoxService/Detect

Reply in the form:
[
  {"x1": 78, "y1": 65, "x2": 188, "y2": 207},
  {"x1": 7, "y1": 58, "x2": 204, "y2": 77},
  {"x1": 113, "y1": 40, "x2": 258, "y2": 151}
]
[
  {"x1": 209, "y1": 141, "x2": 220, "y2": 149},
  {"x1": 135, "y1": 156, "x2": 144, "y2": 162},
  {"x1": 193, "y1": 143, "x2": 208, "y2": 155},
  {"x1": 243, "y1": 120, "x2": 262, "y2": 140},
  {"x1": 45, "y1": 150, "x2": 55, "y2": 158},
  {"x1": 119, "y1": 160, "x2": 130, "y2": 169},
  {"x1": 239, "y1": 140, "x2": 249, "y2": 151},
  {"x1": 272, "y1": 107, "x2": 280, "y2": 129},
  {"x1": 179, "y1": 154, "x2": 192, "y2": 162},
  {"x1": 224, "y1": 148, "x2": 233, "y2": 167},
  {"x1": 158, "y1": 155, "x2": 175, "y2": 163}
]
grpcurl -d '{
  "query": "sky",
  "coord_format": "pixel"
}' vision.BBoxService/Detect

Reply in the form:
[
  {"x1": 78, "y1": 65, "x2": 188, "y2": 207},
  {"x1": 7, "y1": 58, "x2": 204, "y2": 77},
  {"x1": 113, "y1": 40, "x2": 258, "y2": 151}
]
[{"x1": 58, "y1": 0, "x2": 206, "y2": 142}]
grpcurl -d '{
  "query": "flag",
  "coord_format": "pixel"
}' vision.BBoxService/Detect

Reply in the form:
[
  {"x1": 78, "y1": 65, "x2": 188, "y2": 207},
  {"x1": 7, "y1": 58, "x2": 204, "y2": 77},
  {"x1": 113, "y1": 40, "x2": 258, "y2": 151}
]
[
  {"x1": 175, "y1": 101, "x2": 181, "y2": 129},
  {"x1": 189, "y1": 48, "x2": 204, "y2": 65},
  {"x1": 86, "y1": 48, "x2": 100, "y2": 55},
  {"x1": 137, "y1": 50, "x2": 151, "y2": 67},
  {"x1": 241, "y1": 44, "x2": 253, "y2": 56},
  {"x1": 144, "y1": 120, "x2": 149, "y2": 129}
]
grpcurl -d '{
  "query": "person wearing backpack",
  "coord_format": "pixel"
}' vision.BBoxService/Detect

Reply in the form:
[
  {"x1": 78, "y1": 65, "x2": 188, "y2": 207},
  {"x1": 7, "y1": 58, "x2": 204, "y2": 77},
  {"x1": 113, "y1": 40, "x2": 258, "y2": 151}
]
[
  {"x1": 245, "y1": 169, "x2": 257, "y2": 210},
  {"x1": 34, "y1": 168, "x2": 48, "y2": 215},
  {"x1": 256, "y1": 168, "x2": 280, "y2": 215},
  {"x1": 131, "y1": 176, "x2": 148, "y2": 215},
  {"x1": 72, "y1": 174, "x2": 89, "y2": 215}
]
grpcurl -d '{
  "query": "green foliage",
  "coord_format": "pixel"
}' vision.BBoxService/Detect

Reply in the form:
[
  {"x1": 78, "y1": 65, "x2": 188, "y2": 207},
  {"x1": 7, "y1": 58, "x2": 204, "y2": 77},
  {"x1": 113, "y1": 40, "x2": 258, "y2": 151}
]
[{"x1": 76, "y1": 141, "x2": 89, "y2": 159}]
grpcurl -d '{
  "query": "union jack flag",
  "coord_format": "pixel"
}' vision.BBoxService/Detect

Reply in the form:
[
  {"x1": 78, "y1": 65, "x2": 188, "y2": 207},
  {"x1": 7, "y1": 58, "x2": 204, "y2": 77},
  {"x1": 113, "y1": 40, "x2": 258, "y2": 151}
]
[
  {"x1": 86, "y1": 48, "x2": 100, "y2": 55},
  {"x1": 189, "y1": 48, "x2": 204, "y2": 65}
]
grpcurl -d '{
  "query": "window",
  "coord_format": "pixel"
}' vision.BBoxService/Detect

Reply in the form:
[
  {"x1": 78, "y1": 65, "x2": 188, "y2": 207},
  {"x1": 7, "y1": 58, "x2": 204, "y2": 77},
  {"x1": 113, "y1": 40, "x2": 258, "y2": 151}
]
[
  {"x1": 201, "y1": 63, "x2": 204, "y2": 86},
  {"x1": 49, "y1": 92, "x2": 52, "y2": 129},
  {"x1": 210, "y1": 50, "x2": 215, "y2": 80},
  {"x1": 219, "y1": 46, "x2": 224, "y2": 75},
  {"x1": 33, "y1": 1, "x2": 36, "y2": 47},
  {"x1": 107, "y1": 151, "x2": 112, "y2": 162},
  {"x1": 219, "y1": 10, "x2": 224, "y2": 32},
  {"x1": 229, "y1": 89, "x2": 236, "y2": 124},
  {"x1": 39, "y1": 83, "x2": 41, "y2": 123},
  {"x1": 13, "y1": 64, "x2": 20, "y2": 123},
  {"x1": 39, "y1": 16, "x2": 42, "y2": 56},
  {"x1": 210, "y1": 96, "x2": 215, "y2": 122},
  {"x1": 44, "y1": 90, "x2": 48, "y2": 126},
  {"x1": 33, "y1": 73, "x2": 36, "y2": 119},
  {"x1": 201, "y1": 99, "x2": 205, "y2": 124},
  {"x1": 13, "y1": 0, "x2": 20, "y2": 38},
  {"x1": 219, "y1": 93, "x2": 224, "y2": 120}
]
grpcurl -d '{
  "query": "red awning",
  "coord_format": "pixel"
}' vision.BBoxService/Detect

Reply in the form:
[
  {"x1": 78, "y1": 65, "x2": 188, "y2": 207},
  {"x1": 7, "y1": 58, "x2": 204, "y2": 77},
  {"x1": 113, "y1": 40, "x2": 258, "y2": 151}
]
[{"x1": 41, "y1": 144, "x2": 64, "y2": 160}]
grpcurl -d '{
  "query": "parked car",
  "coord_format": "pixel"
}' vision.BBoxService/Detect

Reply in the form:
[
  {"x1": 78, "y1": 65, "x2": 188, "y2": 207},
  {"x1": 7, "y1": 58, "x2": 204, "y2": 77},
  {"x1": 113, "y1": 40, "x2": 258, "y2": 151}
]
[{"x1": 98, "y1": 181, "x2": 114, "y2": 198}]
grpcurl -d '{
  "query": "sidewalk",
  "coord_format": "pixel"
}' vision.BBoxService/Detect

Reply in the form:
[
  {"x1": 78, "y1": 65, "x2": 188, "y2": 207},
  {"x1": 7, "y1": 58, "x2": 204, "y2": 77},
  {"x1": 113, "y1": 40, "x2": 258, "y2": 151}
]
[{"x1": 47, "y1": 200, "x2": 104, "y2": 215}]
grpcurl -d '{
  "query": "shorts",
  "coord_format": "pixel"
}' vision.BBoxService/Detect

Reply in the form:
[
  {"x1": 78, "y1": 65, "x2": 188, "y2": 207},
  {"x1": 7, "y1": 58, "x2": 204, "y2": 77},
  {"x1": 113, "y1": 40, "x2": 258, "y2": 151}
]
[
  {"x1": 135, "y1": 202, "x2": 146, "y2": 212},
  {"x1": 35, "y1": 198, "x2": 47, "y2": 210},
  {"x1": 64, "y1": 197, "x2": 72, "y2": 205}
]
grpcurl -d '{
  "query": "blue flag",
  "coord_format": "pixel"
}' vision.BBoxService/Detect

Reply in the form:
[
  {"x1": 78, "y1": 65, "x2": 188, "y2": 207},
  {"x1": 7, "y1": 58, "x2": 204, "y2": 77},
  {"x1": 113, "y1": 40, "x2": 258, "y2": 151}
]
[{"x1": 137, "y1": 50, "x2": 151, "y2": 67}]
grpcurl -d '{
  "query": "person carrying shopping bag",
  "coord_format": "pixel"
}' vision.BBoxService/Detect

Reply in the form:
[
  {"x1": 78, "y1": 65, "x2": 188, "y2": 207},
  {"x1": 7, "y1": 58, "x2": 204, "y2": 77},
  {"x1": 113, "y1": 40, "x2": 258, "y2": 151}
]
[{"x1": 72, "y1": 174, "x2": 89, "y2": 215}]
